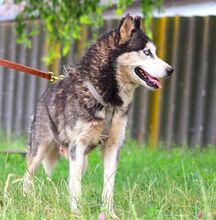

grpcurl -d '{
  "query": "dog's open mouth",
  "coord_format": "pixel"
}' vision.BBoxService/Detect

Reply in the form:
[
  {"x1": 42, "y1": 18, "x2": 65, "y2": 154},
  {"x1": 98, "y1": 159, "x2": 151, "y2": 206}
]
[{"x1": 134, "y1": 67, "x2": 161, "y2": 89}]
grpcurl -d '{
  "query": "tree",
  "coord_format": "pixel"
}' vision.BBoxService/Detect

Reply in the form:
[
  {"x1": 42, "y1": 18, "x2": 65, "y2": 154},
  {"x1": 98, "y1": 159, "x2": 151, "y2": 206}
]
[{"x1": 14, "y1": 0, "x2": 163, "y2": 64}]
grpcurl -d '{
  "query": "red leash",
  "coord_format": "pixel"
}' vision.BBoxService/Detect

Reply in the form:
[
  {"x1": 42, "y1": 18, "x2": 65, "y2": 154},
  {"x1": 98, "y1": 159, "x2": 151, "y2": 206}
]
[{"x1": 0, "y1": 58, "x2": 62, "y2": 82}]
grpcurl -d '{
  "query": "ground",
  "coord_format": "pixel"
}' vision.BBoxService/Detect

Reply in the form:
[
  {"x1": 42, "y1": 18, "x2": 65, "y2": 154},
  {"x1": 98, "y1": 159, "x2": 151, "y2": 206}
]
[{"x1": 0, "y1": 136, "x2": 216, "y2": 219}]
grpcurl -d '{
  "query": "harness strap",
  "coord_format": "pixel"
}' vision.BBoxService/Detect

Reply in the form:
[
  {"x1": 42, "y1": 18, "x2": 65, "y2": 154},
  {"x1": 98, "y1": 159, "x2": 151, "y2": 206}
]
[{"x1": 85, "y1": 81, "x2": 107, "y2": 107}]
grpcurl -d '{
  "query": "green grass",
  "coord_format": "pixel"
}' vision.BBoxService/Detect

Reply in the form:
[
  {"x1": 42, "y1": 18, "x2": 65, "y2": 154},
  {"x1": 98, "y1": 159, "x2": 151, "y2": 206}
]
[
  {"x1": 0, "y1": 133, "x2": 26, "y2": 151},
  {"x1": 1, "y1": 138, "x2": 216, "y2": 219}
]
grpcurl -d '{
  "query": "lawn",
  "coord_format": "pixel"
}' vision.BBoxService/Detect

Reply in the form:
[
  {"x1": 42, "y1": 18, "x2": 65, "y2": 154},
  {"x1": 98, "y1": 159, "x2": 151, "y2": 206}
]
[{"x1": 0, "y1": 137, "x2": 216, "y2": 219}]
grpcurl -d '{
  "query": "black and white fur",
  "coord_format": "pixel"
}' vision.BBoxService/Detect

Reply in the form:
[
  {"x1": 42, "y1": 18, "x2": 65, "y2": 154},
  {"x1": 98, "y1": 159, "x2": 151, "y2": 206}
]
[{"x1": 23, "y1": 14, "x2": 173, "y2": 218}]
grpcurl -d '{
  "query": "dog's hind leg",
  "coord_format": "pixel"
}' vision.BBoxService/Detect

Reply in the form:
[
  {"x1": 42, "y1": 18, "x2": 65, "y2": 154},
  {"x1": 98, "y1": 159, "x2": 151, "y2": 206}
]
[
  {"x1": 23, "y1": 141, "x2": 49, "y2": 194},
  {"x1": 42, "y1": 142, "x2": 60, "y2": 177}
]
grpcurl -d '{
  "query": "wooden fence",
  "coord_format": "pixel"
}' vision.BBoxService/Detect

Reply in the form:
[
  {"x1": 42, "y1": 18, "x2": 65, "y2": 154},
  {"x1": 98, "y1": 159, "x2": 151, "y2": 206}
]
[{"x1": 0, "y1": 16, "x2": 215, "y2": 147}]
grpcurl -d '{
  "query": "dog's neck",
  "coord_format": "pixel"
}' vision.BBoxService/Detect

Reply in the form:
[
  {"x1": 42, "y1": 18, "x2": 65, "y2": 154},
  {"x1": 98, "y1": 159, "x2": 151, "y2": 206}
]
[
  {"x1": 115, "y1": 65, "x2": 137, "y2": 107},
  {"x1": 69, "y1": 30, "x2": 137, "y2": 108},
  {"x1": 77, "y1": 30, "x2": 124, "y2": 107}
]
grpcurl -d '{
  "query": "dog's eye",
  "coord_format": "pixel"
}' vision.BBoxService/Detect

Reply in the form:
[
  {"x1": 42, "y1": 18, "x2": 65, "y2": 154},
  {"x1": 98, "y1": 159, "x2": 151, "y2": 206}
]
[{"x1": 144, "y1": 49, "x2": 151, "y2": 56}]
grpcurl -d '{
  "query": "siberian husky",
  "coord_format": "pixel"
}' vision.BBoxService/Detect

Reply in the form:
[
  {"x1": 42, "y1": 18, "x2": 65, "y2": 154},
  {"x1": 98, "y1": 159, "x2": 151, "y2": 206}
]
[{"x1": 23, "y1": 14, "x2": 173, "y2": 218}]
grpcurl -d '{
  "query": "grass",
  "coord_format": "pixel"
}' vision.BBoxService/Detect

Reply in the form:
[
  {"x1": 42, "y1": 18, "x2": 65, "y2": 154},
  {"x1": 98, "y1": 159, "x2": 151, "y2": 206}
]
[
  {"x1": 0, "y1": 133, "x2": 26, "y2": 151},
  {"x1": 0, "y1": 137, "x2": 216, "y2": 219}
]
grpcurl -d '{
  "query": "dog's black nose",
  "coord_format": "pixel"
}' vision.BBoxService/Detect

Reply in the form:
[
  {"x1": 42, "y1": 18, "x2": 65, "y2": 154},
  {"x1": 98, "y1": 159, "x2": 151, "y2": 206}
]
[{"x1": 166, "y1": 67, "x2": 174, "y2": 76}]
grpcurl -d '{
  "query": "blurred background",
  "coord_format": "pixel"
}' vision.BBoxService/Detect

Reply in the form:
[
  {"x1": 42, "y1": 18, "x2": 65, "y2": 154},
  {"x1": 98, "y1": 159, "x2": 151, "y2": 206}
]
[{"x1": 0, "y1": 0, "x2": 215, "y2": 149}]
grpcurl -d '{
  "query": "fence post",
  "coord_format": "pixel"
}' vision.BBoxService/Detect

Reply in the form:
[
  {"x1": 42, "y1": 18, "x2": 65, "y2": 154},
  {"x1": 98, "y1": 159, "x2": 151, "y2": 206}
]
[
  {"x1": 48, "y1": 43, "x2": 61, "y2": 74},
  {"x1": 76, "y1": 25, "x2": 88, "y2": 61},
  {"x1": 149, "y1": 17, "x2": 166, "y2": 148},
  {"x1": 164, "y1": 16, "x2": 180, "y2": 147}
]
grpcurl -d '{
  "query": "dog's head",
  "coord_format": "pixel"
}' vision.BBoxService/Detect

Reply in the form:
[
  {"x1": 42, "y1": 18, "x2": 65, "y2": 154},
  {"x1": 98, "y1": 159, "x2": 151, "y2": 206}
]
[{"x1": 114, "y1": 14, "x2": 174, "y2": 90}]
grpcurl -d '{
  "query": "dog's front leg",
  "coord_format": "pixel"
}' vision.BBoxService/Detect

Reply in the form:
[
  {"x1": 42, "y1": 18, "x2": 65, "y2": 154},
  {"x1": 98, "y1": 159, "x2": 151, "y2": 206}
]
[
  {"x1": 68, "y1": 141, "x2": 86, "y2": 213},
  {"x1": 102, "y1": 111, "x2": 127, "y2": 218}
]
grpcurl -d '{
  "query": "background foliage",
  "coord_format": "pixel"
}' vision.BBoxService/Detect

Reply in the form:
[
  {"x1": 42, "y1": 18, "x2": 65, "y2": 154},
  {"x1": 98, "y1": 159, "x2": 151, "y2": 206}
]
[{"x1": 14, "y1": 0, "x2": 163, "y2": 64}]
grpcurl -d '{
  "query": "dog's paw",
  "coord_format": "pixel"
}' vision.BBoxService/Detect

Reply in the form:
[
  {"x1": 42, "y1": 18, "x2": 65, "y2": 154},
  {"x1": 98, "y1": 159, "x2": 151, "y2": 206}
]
[{"x1": 23, "y1": 178, "x2": 32, "y2": 195}]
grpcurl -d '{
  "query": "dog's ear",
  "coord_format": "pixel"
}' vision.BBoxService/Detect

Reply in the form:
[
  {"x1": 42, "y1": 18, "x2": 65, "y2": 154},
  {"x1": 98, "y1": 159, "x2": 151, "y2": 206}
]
[
  {"x1": 134, "y1": 16, "x2": 141, "y2": 30},
  {"x1": 115, "y1": 14, "x2": 135, "y2": 46}
]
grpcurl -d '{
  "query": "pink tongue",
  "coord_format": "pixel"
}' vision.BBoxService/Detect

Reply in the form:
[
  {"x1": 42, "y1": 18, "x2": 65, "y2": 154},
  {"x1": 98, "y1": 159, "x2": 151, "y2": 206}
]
[{"x1": 147, "y1": 74, "x2": 162, "y2": 88}]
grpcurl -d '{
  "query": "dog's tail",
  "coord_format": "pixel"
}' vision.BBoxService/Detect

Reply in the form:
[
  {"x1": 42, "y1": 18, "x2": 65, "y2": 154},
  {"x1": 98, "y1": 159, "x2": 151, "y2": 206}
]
[{"x1": 42, "y1": 142, "x2": 60, "y2": 176}]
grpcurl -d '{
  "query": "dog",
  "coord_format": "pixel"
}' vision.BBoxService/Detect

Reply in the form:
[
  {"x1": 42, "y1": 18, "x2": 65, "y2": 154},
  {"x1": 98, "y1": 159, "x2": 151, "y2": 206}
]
[{"x1": 23, "y1": 14, "x2": 173, "y2": 218}]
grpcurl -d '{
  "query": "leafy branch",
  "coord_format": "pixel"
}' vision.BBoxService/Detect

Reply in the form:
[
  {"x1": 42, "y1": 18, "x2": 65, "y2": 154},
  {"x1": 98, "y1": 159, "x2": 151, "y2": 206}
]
[{"x1": 14, "y1": 0, "x2": 163, "y2": 64}]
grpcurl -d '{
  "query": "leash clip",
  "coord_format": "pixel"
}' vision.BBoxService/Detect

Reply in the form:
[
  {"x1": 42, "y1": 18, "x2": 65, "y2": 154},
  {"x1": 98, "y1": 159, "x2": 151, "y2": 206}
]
[{"x1": 49, "y1": 71, "x2": 65, "y2": 82}]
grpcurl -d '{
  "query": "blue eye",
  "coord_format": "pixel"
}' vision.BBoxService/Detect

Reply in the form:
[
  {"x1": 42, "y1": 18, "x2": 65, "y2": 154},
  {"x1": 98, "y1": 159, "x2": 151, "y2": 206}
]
[{"x1": 144, "y1": 49, "x2": 151, "y2": 56}]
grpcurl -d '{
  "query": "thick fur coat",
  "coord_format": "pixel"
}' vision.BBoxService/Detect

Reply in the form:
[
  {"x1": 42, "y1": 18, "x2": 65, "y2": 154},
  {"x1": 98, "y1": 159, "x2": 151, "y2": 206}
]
[{"x1": 23, "y1": 14, "x2": 173, "y2": 218}]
